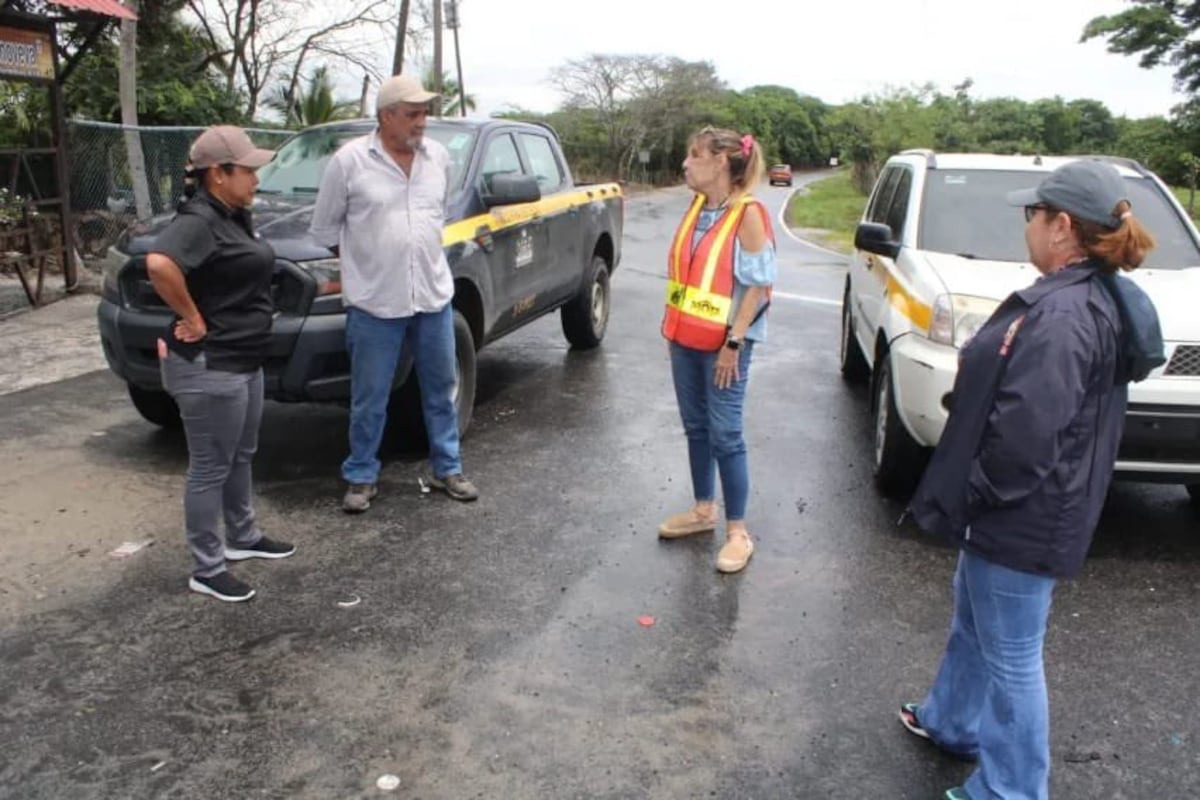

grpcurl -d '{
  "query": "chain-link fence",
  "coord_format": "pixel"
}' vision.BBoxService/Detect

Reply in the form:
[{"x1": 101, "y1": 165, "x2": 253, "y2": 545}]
[{"x1": 67, "y1": 121, "x2": 294, "y2": 256}]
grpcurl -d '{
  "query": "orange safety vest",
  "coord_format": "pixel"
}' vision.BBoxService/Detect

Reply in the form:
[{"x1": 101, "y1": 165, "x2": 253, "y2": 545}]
[{"x1": 662, "y1": 193, "x2": 773, "y2": 351}]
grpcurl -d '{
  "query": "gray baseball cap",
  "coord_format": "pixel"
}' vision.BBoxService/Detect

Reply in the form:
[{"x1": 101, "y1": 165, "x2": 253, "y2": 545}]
[
  {"x1": 189, "y1": 126, "x2": 274, "y2": 169},
  {"x1": 1006, "y1": 159, "x2": 1129, "y2": 230}
]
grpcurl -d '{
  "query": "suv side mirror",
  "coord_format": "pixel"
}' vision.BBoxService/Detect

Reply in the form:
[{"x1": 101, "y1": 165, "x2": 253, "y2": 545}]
[
  {"x1": 482, "y1": 173, "x2": 541, "y2": 207},
  {"x1": 855, "y1": 221, "x2": 900, "y2": 259}
]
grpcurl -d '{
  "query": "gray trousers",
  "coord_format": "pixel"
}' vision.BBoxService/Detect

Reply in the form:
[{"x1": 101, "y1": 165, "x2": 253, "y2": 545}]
[{"x1": 161, "y1": 352, "x2": 264, "y2": 577}]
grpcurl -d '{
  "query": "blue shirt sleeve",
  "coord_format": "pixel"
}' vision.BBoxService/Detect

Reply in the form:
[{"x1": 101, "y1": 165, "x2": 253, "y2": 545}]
[{"x1": 734, "y1": 244, "x2": 776, "y2": 287}]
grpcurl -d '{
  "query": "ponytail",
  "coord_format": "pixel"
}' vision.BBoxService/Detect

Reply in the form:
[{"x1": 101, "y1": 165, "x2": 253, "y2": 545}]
[{"x1": 1074, "y1": 200, "x2": 1157, "y2": 272}]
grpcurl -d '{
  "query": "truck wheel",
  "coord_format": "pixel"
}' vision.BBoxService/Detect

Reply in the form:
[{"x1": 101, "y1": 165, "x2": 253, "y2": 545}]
[
  {"x1": 1187, "y1": 484, "x2": 1200, "y2": 509},
  {"x1": 128, "y1": 384, "x2": 181, "y2": 429},
  {"x1": 561, "y1": 255, "x2": 610, "y2": 350},
  {"x1": 840, "y1": 287, "x2": 870, "y2": 383},
  {"x1": 872, "y1": 357, "x2": 925, "y2": 495},
  {"x1": 387, "y1": 309, "x2": 477, "y2": 450}
]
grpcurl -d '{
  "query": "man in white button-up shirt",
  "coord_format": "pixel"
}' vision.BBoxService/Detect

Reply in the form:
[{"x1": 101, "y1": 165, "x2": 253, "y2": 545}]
[{"x1": 310, "y1": 74, "x2": 479, "y2": 512}]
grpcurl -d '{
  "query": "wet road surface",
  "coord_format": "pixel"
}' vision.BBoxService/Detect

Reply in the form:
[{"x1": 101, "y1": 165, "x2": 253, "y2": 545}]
[{"x1": 1, "y1": 178, "x2": 1198, "y2": 799}]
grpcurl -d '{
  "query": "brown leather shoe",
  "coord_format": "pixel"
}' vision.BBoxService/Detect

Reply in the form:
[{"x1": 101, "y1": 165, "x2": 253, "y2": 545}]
[
  {"x1": 716, "y1": 533, "x2": 754, "y2": 573},
  {"x1": 658, "y1": 509, "x2": 717, "y2": 539},
  {"x1": 430, "y1": 473, "x2": 479, "y2": 502}
]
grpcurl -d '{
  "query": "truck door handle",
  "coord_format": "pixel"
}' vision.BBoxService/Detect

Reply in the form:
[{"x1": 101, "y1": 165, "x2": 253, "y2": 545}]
[{"x1": 474, "y1": 225, "x2": 494, "y2": 254}]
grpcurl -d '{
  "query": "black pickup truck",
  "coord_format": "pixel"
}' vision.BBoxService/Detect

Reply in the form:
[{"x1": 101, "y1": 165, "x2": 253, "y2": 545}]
[{"x1": 96, "y1": 118, "x2": 624, "y2": 441}]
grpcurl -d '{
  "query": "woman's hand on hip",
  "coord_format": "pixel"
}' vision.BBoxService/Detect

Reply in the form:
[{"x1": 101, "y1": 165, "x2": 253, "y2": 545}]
[
  {"x1": 714, "y1": 347, "x2": 739, "y2": 389},
  {"x1": 174, "y1": 314, "x2": 207, "y2": 343}
]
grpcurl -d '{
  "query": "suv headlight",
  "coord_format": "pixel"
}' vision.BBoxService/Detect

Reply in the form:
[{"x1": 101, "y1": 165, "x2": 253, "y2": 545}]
[
  {"x1": 301, "y1": 257, "x2": 341, "y2": 296},
  {"x1": 928, "y1": 294, "x2": 1000, "y2": 348}
]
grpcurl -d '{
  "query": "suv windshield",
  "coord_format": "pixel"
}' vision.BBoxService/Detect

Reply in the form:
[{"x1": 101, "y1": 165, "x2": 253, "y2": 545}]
[
  {"x1": 919, "y1": 169, "x2": 1200, "y2": 269},
  {"x1": 256, "y1": 123, "x2": 477, "y2": 195}
]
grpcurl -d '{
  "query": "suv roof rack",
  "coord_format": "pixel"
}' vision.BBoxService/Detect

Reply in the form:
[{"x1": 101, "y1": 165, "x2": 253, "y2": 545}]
[{"x1": 900, "y1": 148, "x2": 937, "y2": 169}]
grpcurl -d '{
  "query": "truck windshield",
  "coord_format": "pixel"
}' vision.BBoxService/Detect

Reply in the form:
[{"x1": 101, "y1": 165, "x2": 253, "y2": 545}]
[
  {"x1": 256, "y1": 123, "x2": 477, "y2": 195},
  {"x1": 918, "y1": 169, "x2": 1200, "y2": 269}
]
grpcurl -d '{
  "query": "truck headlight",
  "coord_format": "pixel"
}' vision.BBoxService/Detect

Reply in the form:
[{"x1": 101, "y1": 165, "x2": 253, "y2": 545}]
[
  {"x1": 928, "y1": 294, "x2": 1000, "y2": 348},
  {"x1": 100, "y1": 246, "x2": 126, "y2": 304},
  {"x1": 302, "y1": 258, "x2": 341, "y2": 296}
]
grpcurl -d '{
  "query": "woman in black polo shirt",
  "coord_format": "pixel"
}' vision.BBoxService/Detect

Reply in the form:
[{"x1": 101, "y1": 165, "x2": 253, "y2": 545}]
[{"x1": 146, "y1": 125, "x2": 295, "y2": 603}]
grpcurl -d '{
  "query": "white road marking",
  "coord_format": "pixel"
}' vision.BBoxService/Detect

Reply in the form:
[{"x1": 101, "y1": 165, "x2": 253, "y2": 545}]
[{"x1": 773, "y1": 290, "x2": 840, "y2": 307}]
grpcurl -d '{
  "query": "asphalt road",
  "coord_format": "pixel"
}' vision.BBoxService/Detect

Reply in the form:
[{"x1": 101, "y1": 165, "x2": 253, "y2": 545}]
[{"x1": 1, "y1": 175, "x2": 1198, "y2": 799}]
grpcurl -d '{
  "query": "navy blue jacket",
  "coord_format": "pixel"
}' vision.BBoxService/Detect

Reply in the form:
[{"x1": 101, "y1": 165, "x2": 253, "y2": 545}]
[{"x1": 909, "y1": 260, "x2": 1127, "y2": 579}]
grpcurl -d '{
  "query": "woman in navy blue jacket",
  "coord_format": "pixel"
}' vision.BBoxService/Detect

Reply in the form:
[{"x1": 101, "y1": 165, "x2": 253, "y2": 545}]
[{"x1": 898, "y1": 160, "x2": 1158, "y2": 800}]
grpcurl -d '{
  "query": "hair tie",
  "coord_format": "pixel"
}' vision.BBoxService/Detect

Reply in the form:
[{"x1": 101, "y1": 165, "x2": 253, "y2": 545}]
[{"x1": 740, "y1": 134, "x2": 753, "y2": 157}]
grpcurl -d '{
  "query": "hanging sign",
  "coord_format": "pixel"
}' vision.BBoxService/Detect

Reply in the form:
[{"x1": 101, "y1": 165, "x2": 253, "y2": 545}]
[{"x1": 0, "y1": 26, "x2": 54, "y2": 81}]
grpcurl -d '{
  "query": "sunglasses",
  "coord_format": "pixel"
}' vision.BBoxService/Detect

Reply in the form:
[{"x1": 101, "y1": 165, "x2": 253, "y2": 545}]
[{"x1": 1023, "y1": 204, "x2": 1048, "y2": 222}]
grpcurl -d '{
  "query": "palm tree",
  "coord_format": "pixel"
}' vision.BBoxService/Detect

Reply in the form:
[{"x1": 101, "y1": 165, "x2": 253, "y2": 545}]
[
  {"x1": 421, "y1": 67, "x2": 476, "y2": 116},
  {"x1": 267, "y1": 66, "x2": 359, "y2": 127}
]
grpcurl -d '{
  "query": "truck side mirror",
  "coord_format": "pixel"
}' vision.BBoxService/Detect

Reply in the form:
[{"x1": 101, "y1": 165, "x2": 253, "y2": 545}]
[
  {"x1": 854, "y1": 221, "x2": 900, "y2": 259},
  {"x1": 482, "y1": 173, "x2": 541, "y2": 207}
]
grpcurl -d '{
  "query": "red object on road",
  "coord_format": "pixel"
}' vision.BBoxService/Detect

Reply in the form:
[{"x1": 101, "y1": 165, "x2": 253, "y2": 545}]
[{"x1": 637, "y1": 615, "x2": 656, "y2": 627}]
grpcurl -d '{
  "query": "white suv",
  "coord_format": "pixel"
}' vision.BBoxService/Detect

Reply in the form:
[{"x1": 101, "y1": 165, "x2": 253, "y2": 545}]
[{"x1": 841, "y1": 150, "x2": 1200, "y2": 505}]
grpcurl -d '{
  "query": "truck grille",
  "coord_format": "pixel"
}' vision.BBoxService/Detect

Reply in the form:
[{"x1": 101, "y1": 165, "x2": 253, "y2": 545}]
[
  {"x1": 119, "y1": 259, "x2": 310, "y2": 314},
  {"x1": 1165, "y1": 345, "x2": 1200, "y2": 377}
]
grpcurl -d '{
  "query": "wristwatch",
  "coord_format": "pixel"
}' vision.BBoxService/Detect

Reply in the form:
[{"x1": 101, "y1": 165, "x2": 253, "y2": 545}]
[{"x1": 724, "y1": 335, "x2": 742, "y2": 351}]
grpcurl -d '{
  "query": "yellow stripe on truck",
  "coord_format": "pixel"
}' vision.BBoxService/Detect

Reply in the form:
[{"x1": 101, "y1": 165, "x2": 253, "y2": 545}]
[
  {"x1": 866, "y1": 255, "x2": 932, "y2": 332},
  {"x1": 443, "y1": 183, "x2": 623, "y2": 248}
]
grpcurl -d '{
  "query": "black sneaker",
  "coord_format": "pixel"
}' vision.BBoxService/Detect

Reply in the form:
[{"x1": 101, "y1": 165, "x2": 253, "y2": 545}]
[
  {"x1": 899, "y1": 703, "x2": 930, "y2": 739},
  {"x1": 189, "y1": 572, "x2": 255, "y2": 602},
  {"x1": 225, "y1": 536, "x2": 296, "y2": 561}
]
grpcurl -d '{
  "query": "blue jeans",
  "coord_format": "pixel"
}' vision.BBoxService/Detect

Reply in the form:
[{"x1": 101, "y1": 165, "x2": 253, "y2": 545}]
[
  {"x1": 342, "y1": 304, "x2": 462, "y2": 484},
  {"x1": 918, "y1": 550, "x2": 1057, "y2": 800},
  {"x1": 668, "y1": 341, "x2": 754, "y2": 520}
]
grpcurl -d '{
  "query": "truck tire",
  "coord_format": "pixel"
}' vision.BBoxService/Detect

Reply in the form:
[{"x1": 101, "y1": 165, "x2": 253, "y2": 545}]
[
  {"x1": 872, "y1": 357, "x2": 925, "y2": 495},
  {"x1": 387, "y1": 309, "x2": 477, "y2": 450},
  {"x1": 561, "y1": 255, "x2": 610, "y2": 350},
  {"x1": 840, "y1": 286, "x2": 870, "y2": 383},
  {"x1": 128, "y1": 383, "x2": 181, "y2": 429},
  {"x1": 1187, "y1": 484, "x2": 1200, "y2": 509}
]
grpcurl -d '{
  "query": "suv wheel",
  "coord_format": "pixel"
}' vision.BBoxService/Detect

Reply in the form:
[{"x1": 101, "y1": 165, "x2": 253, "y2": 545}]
[
  {"x1": 128, "y1": 384, "x2": 181, "y2": 429},
  {"x1": 1187, "y1": 484, "x2": 1200, "y2": 508},
  {"x1": 872, "y1": 357, "x2": 925, "y2": 494},
  {"x1": 840, "y1": 287, "x2": 869, "y2": 383},
  {"x1": 387, "y1": 309, "x2": 477, "y2": 449},
  {"x1": 561, "y1": 255, "x2": 610, "y2": 349}
]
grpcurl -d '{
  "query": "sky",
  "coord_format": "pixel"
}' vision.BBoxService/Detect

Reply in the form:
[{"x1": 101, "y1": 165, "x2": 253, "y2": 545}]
[{"x1": 368, "y1": 0, "x2": 1186, "y2": 120}]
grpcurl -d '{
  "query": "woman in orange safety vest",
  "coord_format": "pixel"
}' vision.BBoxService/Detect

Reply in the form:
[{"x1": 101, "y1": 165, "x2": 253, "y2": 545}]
[{"x1": 658, "y1": 126, "x2": 776, "y2": 574}]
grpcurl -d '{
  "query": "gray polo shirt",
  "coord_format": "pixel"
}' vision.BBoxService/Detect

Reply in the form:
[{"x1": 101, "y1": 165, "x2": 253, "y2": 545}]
[{"x1": 309, "y1": 131, "x2": 453, "y2": 319}]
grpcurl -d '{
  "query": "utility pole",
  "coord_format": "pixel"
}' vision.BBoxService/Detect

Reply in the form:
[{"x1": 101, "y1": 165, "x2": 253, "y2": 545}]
[
  {"x1": 391, "y1": 0, "x2": 409, "y2": 75},
  {"x1": 432, "y1": 0, "x2": 444, "y2": 116},
  {"x1": 446, "y1": 0, "x2": 465, "y2": 117}
]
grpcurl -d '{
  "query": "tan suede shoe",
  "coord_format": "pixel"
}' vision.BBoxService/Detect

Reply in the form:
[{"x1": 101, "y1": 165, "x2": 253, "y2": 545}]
[
  {"x1": 658, "y1": 510, "x2": 718, "y2": 539},
  {"x1": 716, "y1": 534, "x2": 754, "y2": 573}
]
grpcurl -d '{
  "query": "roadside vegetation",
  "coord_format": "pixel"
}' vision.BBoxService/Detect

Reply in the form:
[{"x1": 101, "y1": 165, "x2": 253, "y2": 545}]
[{"x1": 784, "y1": 171, "x2": 862, "y2": 254}]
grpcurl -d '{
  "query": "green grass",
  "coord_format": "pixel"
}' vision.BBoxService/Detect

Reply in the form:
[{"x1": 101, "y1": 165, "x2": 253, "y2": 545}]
[
  {"x1": 784, "y1": 169, "x2": 867, "y2": 254},
  {"x1": 1170, "y1": 186, "x2": 1200, "y2": 221}
]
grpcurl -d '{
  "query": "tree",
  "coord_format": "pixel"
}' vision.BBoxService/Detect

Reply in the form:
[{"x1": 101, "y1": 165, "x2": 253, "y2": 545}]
[
  {"x1": 118, "y1": 0, "x2": 151, "y2": 220},
  {"x1": 183, "y1": 0, "x2": 394, "y2": 118},
  {"x1": 421, "y1": 68, "x2": 476, "y2": 116},
  {"x1": 1082, "y1": 2, "x2": 1200, "y2": 94},
  {"x1": 266, "y1": 65, "x2": 358, "y2": 126}
]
